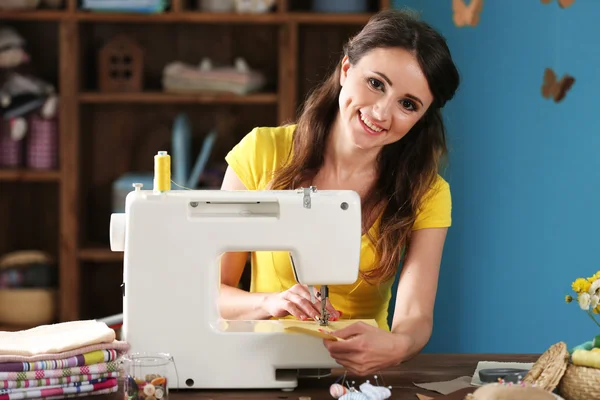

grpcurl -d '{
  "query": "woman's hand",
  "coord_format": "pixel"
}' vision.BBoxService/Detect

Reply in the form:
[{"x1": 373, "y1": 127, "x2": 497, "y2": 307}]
[
  {"x1": 322, "y1": 321, "x2": 409, "y2": 376},
  {"x1": 261, "y1": 284, "x2": 340, "y2": 321}
]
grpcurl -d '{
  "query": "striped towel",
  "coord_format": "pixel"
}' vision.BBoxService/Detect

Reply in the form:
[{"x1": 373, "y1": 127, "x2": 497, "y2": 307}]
[
  {"x1": 0, "y1": 350, "x2": 121, "y2": 373},
  {"x1": 0, "y1": 377, "x2": 118, "y2": 400}
]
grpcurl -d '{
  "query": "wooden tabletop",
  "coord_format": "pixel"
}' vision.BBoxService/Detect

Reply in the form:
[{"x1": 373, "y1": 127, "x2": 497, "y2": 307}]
[{"x1": 97, "y1": 353, "x2": 539, "y2": 400}]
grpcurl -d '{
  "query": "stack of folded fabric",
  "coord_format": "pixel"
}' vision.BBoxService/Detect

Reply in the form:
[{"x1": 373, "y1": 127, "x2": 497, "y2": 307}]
[{"x1": 0, "y1": 320, "x2": 130, "y2": 400}]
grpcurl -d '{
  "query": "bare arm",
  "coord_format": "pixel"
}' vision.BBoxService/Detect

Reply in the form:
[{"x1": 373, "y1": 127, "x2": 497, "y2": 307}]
[
  {"x1": 390, "y1": 227, "x2": 448, "y2": 361},
  {"x1": 218, "y1": 166, "x2": 271, "y2": 320}
]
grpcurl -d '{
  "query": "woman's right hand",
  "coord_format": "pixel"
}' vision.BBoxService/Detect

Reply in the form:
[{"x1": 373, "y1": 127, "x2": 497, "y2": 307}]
[{"x1": 262, "y1": 284, "x2": 341, "y2": 321}]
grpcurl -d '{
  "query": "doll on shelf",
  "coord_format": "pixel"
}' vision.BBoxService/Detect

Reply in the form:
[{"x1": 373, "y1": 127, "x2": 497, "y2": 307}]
[{"x1": 0, "y1": 26, "x2": 58, "y2": 141}]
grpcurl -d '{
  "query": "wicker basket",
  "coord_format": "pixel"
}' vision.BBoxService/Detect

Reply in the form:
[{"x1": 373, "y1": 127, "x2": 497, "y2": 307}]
[{"x1": 558, "y1": 363, "x2": 600, "y2": 400}]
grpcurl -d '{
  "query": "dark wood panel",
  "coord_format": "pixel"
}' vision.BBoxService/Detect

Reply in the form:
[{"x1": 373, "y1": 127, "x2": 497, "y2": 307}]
[
  {"x1": 79, "y1": 261, "x2": 123, "y2": 320},
  {"x1": 0, "y1": 182, "x2": 59, "y2": 259},
  {"x1": 59, "y1": 21, "x2": 80, "y2": 322},
  {"x1": 78, "y1": 23, "x2": 280, "y2": 92},
  {"x1": 296, "y1": 24, "x2": 363, "y2": 116},
  {"x1": 79, "y1": 103, "x2": 277, "y2": 247}
]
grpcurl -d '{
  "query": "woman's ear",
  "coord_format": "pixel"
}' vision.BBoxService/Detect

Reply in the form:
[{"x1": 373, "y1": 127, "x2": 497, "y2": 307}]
[{"x1": 339, "y1": 55, "x2": 351, "y2": 86}]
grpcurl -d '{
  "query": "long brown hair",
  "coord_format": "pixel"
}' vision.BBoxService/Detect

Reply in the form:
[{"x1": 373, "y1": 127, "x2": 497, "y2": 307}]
[{"x1": 270, "y1": 9, "x2": 460, "y2": 284}]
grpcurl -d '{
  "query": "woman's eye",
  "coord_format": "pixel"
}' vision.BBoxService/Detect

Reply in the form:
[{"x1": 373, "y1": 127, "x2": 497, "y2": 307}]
[
  {"x1": 368, "y1": 78, "x2": 384, "y2": 90},
  {"x1": 401, "y1": 99, "x2": 416, "y2": 111}
]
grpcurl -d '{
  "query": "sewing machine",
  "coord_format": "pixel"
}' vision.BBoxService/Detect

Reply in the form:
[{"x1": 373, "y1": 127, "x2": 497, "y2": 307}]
[{"x1": 109, "y1": 153, "x2": 362, "y2": 390}]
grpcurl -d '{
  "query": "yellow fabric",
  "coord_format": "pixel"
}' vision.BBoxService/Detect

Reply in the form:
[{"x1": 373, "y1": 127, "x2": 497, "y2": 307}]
[{"x1": 224, "y1": 125, "x2": 452, "y2": 330}]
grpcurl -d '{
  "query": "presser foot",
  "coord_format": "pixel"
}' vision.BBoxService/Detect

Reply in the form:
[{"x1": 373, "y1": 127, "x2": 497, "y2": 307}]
[{"x1": 317, "y1": 312, "x2": 330, "y2": 326}]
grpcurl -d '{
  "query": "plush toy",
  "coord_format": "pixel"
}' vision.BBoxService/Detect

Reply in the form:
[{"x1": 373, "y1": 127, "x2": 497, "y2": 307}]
[{"x1": 0, "y1": 26, "x2": 58, "y2": 141}]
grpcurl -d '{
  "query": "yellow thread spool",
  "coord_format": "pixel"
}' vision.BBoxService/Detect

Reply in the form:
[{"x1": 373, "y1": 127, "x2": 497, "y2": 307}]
[{"x1": 154, "y1": 151, "x2": 171, "y2": 192}]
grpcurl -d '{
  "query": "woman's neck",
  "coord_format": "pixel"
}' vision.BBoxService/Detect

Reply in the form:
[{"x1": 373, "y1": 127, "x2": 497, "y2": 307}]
[{"x1": 322, "y1": 113, "x2": 379, "y2": 183}]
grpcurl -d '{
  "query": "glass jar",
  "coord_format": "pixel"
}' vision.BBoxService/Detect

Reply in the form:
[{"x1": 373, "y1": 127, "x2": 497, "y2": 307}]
[{"x1": 123, "y1": 352, "x2": 175, "y2": 400}]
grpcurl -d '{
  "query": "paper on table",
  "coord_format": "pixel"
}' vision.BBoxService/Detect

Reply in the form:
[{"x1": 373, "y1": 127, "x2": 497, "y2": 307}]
[
  {"x1": 413, "y1": 376, "x2": 473, "y2": 395},
  {"x1": 470, "y1": 361, "x2": 534, "y2": 386}
]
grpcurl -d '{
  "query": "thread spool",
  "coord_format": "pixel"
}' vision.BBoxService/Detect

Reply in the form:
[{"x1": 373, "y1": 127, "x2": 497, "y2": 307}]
[{"x1": 154, "y1": 151, "x2": 171, "y2": 192}]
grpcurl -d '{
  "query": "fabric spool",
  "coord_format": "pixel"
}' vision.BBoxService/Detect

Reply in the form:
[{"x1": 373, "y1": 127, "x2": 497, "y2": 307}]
[
  {"x1": 0, "y1": 119, "x2": 22, "y2": 167},
  {"x1": 154, "y1": 151, "x2": 171, "y2": 192},
  {"x1": 26, "y1": 114, "x2": 58, "y2": 169}
]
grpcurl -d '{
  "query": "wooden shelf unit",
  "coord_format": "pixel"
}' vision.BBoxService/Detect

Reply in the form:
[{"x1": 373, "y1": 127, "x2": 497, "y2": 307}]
[{"x1": 0, "y1": 0, "x2": 392, "y2": 329}]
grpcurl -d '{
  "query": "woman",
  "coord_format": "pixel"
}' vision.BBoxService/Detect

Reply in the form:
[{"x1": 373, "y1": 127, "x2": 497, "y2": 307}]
[{"x1": 218, "y1": 8, "x2": 460, "y2": 375}]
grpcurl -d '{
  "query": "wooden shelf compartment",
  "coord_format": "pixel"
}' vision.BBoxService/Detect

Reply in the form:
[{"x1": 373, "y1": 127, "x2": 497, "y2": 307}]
[
  {"x1": 79, "y1": 22, "x2": 280, "y2": 95},
  {"x1": 78, "y1": 102, "x2": 278, "y2": 252},
  {"x1": 2, "y1": 21, "x2": 59, "y2": 90},
  {"x1": 0, "y1": 182, "x2": 59, "y2": 262},
  {"x1": 79, "y1": 91, "x2": 278, "y2": 104},
  {"x1": 79, "y1": 260, "x2": 123, "y2": 321}
]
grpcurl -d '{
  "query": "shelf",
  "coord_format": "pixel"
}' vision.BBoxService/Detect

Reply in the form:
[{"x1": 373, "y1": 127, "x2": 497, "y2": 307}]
[
  {"x1": 73, "y1": 11, "x2": 374, "y2": 24},
  {"x1": 75, "y1": 11, "x2": 285, "y2": 24},
  {"x1": 289, "y1": 12, "x2": 375, "y2": 24},
  {"x1": 79, "y1": 247, "x2": 123, "y2": 263},
  {"x1": 0, "y1": 10, "x2": 375, "y2": 24},
  {"x1": 0, "y1": 10, "x2": 68, "y2": 21},
  {"x1": 79, "y1": 91, "x2": 278, "y2": 105},
  {"x1": 0, "y1": 169, "x2": 61, "y2": 182}
]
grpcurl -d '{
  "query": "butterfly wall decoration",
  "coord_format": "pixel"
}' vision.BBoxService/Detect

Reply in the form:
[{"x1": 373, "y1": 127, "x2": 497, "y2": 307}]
[
  {"x1": 541, "y1": 68, "x2": 575, "y2": 103},
  {"x1": 540, "y1": 0, "x2": 576, "y2": 9},
  {"x1": 452, "y1": 0, "x2": 484, "y2": 28}
]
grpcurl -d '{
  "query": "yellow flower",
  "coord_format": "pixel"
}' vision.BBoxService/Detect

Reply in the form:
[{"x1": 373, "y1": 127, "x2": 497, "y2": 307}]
[
  {"x1": 588, "y1": 272, "x2": 600, "y2": 283},
  {"x1": 566, "y1": 295, "x2": 573, "y2": 303},
  {"x1": 573, "y1": 278, "x2": 591, "y2": 294}
]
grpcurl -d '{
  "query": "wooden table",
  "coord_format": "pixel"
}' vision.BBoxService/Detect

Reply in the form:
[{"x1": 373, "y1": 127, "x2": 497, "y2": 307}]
[{"x1": 98, "y1": 354, "x2": 539, "y2": 400}]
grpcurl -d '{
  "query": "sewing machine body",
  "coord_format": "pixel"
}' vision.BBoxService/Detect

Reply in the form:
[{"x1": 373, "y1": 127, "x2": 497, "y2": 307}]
[{"x1": 110, "y1": 186, "x2": 362, "y2": 390}]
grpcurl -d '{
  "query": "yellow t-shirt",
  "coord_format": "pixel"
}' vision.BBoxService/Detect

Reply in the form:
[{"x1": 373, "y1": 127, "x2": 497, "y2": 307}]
[{"x1": 224, "y1": 125, "x2": 452, "y2": 330}]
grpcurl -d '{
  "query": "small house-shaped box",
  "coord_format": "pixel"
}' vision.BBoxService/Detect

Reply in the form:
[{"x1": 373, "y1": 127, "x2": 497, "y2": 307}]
[{"x1": 98, "y1": 35, "x2": 143, "y2": 92}]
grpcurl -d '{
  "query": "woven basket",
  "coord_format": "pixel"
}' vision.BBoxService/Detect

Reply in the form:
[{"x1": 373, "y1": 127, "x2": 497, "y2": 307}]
[{"x1": 558, "y1": 363, "x2": 600, "y2": 400}]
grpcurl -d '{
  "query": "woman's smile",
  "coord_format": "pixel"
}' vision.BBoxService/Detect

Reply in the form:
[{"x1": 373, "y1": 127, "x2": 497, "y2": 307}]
[{"x1": 358, "y1": 110, "x2": 387, "y2": 136}]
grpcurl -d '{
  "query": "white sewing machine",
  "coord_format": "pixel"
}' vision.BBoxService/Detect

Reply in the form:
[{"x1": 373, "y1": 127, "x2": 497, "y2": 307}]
[{"x1": 109, "y1": 155, "x2": 362, "y2": 390}]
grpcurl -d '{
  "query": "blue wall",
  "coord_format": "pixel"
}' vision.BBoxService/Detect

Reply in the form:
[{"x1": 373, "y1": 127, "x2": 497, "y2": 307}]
[{"x1": 390, "y1": 0, "x2": 600, "y2": 353}]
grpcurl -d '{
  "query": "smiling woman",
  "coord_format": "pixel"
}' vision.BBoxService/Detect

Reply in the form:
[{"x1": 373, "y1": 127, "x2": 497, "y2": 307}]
[{"x1": 217, "y1": 8, "x2": 461, "y2": 376}]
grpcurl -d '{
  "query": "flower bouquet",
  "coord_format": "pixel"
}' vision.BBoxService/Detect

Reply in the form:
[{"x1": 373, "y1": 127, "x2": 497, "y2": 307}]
[
  {"x1": 566, "y1": 272, "x2": 600, "y2": 327},
  {"x1": 558, "y1": 271, "x2": 600, "y2": 399}
]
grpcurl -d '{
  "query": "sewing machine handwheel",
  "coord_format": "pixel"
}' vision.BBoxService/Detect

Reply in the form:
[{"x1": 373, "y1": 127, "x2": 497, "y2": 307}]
[{"x1": 110, "y1": 213, "x2": 126, "y2": 252}]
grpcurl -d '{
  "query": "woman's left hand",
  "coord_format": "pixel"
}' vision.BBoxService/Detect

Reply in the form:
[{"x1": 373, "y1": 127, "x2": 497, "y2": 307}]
[{"x1": 322, "y1": 321, "x2": 409, "y2": 376}]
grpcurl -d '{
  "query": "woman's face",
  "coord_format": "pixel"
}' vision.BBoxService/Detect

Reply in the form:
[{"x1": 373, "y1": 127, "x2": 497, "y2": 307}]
[{"x1": 338, "y1": 47, "x2": 434, "y2": 151}]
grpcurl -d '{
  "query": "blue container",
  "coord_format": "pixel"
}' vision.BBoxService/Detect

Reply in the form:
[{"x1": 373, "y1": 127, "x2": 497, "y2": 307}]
[{"x1": 312, "y1": 0, "x2": 368, "y2": 13}]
